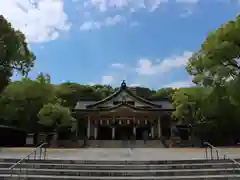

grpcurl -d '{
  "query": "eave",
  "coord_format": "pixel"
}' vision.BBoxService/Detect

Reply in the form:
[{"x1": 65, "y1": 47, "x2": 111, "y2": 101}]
[
  {"x1": 75, "y1": 103, "x2": 174, "y2": 112},
  {"x1": 86, "y1": 87, "x2": 162, "y2": 108}
]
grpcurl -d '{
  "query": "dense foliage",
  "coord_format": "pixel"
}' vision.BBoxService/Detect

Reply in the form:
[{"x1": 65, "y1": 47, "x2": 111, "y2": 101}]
[
  {"x1": 182, "y1": 14, "x2": 240, "y2": 145},
  {"x1": 1, "y1": 14, "x2": 240, "y2": 146},
  {"x1": 0, "y1": 73, "x2": 174, "y2": 126},
  {"x1": 0, "y1": 15, "x2": 35, "y2": 94}
]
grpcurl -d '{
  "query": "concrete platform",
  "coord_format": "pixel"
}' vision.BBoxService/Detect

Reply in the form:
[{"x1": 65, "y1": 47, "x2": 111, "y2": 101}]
[{"x1": 0, "y1": 148, "x2": 240, "y2": 161}]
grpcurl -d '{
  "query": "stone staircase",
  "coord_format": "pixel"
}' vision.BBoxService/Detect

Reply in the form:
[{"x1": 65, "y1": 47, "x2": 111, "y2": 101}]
[
  {"x1": 88, "y1": 140, "x2": 165, "y2": 148},
  {"x1": 0, "y1": 158, "x2": 240, "y2": 179}
]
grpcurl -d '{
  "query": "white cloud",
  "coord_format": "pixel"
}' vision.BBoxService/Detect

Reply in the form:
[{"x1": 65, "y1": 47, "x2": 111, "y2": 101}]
[
  {"x1": 77, "y1": 0, "x2": 204, "y2": 31},
  {"x1": 130, "y1": 21, "x2": 141, "y2": 28},
  {"x1": 89, "y1": 50, "x2": 196, "y2": 89},
  {"x1": 129, "y1": 83, "x2": 141, "y2": 87},
  {"x1": 111, "y1": 63, "x2": 125, "y2": 68},
  {"x1": 102, "y1": 75, "x2": 114, "y2": 84},
  {"x1": 84, "y1": 0, "x2": 168, "y2": 12},
  {"x1": 85, "y1": 0, "x2": 142, "y2": 12},
  {"x1": 88, "y1": 82, "x2": 97, "y2": 86},
  {"x1": 176, "y1": 0, "x2": 199, "y2": 4},
  {"x1": 105, "y1": 15, "x2": 125, "y2": 25},
  {"x1": 84, "y1": 0, "x2": 199, "y2": 13},
  {"x1": 163, "y1": 80, "x2": 194, "y2": 88},
  {"x1": 0, "y1": 0, "x2": 71, "y2": 43},
  {"x1": 80, "y1": 21, "x2": 101, "y2": 31},
  {"x1": 80, "y1": 15, "x2": 125, "y2": 31},
  {"x1": 180, "y1": 9, "x2": 193, "y2": 18},
  {"x1": 96, "y1": 51, "x2": 194, "y2": 88},
  {"x1": 136, "y1": 51, "x2": 193, "y2": 75}
]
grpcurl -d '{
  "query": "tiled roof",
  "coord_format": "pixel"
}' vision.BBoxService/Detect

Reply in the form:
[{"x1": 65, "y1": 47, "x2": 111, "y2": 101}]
[
  {"x1": 74, "y1": 81, "x2": 173, "y2": 110},
  {"x1": 74, "y1": 101, "x2": 96, "y2": 109}
]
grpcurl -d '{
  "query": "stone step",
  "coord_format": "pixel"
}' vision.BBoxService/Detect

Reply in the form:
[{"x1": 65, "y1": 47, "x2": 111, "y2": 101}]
[
  {"x1": 1, "y1": 159, "x2": 238, "y2": 165},
  {"x1": 1, "y1": 174, "x2": 240, "y2": 180},
  {"x1": 0, "y1": 162, "x2": 238, "y2": 170},
  {"x1": 5, "y1": 168, "x2": 240, "y2": 176},
  {"x1": 88, "y1": 140, "x2": 165, "y2": 148}
]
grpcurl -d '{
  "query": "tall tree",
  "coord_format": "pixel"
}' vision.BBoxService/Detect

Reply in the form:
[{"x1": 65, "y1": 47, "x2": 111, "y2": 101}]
[
  {"x1": 172, "y1": 87, "x2": 209, "y2": 124},
  {"x1": 185, "y1": 14, "x2": 240, "y2": 144},
  {"x1": 91, "y1": 84, "x2": 114, "y2": 99},
  {"x1": 186, "y1": 14, "x2": 240, "y2": 86},
  {"x1": 55, "y1": 82, "x2": 105, "y2": 108},
  {"x1": 38, "y1": 103, "x2": 76, "y2": 140},
  {"x1": 0, "y1": 15, "x2": 35, "y2": 93},
  {"x1": 0, "y1": 73, "x2": 56, "y2": 130},
  {"x1": 150, "y1": 88, "x2": 175, "y2": 100},
  {"x1": 130, "y1": 87, "x2": 155, "y2": 99}
]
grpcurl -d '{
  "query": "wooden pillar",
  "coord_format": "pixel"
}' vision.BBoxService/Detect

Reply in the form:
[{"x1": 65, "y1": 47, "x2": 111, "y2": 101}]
[
  {"x1": 75, "y1": 120, "x2": 78, "y2": 136},
  {"x1": 158, "y1": 116, "x2": 161, "y2": 139},
  {"x1": 133, "y1": 127, "x2": 136, "y2": 136},
  {"x1": 133, "y1": 116, "x2": 136, "y2": 136},
  {"x1": 94, "y1": 126, "x2": 98, "y2": 139},
  {"x1": 112, "y1": 127, "x2": 115, "y2": 139},
  {"x1": 87, "y1": 116, "x2": 90, "y2": 139},
  {"x1": 112, "y1": 115, "x2": 115, "y2": 139},
  {"x1": 151, "y1": 125, "x2": 154, "y2": 138}
]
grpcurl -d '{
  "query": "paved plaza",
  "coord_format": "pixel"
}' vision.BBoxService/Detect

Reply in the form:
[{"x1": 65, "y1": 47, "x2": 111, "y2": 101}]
[{"x1": 1, "y1": 148, "x2": 240, "y2": 161}]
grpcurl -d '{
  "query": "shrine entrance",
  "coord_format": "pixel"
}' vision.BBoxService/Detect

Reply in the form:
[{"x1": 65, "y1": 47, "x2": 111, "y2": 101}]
[
  {"x1": 136, "y1": 126, "x2": 150, "y2": 140},
  {"x1": 115, "y1": 125, "x2": 133, "y2": 140},
  {"x1": 98, "y1": 126, "x2": 112, "y2": 140}
]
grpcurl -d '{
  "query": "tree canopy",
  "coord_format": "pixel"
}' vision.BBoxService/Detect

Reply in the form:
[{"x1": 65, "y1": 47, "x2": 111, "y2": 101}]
[
  {"x1": 38, "y1": 103, "x2": 76, "y2": 133},
  {"x1": 181, "y1": 14, "x2": 240, "y2": 145},
  {"x1": 0, "y1": 15, "x2": 35, "y2": 93},
  {"x1": 187, "y1": 14, "x2": 240, "y2": 87},
  {"x1": 0, "y1": 74, "x2": 57, "y2": 129}
]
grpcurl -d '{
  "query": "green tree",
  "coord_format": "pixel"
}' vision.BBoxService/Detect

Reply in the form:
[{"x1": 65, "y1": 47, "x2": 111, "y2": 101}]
[
  {"x1": 187, "y1": 14, "x2": 240, "y2": 86},
  {"x1": 92, "y1": 84, "x2": 114, "y2": 99},
  {"x1": 130, "y1": 87, "x2": 155, "y2": 99},
  {"x1": 38, "y1": 103, "x2": 76, "y2": 139},
  {"x1": 55, "y1": 82, "x2": 105, "y2": 108},
  {"x1": 0, "y1": 73, "x2": 56, "y2": 130},
  {"x1": 185, "y1": 13, "x2": 240, "y2": 145},
  {"x1": 172, "y1": 87, "x2": 209, "y2": 124},
  {"x1": 150, "y1": 88, "x2": 175, "y2": 100},
  {"x1": 203, "y1": 85, "x2": 240, "y2": 144},
  {"x1": 0, "y1": 15, "x2": 35, "y2": 93}
]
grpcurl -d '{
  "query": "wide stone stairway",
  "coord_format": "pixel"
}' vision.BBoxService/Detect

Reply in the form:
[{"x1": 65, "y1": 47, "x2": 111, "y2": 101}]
[
  {"x1": 0, "y1": 158, "x2": 240, "y2": 179},
  {"x1": 88, "y1": 140, "x2": 166, "y2": 148}
]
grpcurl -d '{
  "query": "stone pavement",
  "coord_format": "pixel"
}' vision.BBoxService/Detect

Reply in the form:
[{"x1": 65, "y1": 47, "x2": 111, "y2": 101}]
[{"x1": 0, "y1": 148, "x2": 240, "y2": 160}]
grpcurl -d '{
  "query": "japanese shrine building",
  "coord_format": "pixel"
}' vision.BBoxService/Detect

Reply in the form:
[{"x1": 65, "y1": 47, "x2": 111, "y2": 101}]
[{"x1": 74, "y1": 81, "x2": 174, "y2": 142}]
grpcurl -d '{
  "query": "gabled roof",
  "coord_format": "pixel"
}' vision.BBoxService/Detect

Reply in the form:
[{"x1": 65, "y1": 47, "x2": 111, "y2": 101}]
[
  {"x1": 86, "y1": 80, "x2": 162, "y2": 108},
  {"x1": 75, "y1": 102, "x2": 173, "y2": 112}
]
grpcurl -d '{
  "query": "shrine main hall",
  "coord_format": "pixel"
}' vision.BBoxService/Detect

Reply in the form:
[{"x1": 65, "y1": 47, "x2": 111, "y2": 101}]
[{"x1": 74, "y1": 81, "x2": 175, "y2": 147}]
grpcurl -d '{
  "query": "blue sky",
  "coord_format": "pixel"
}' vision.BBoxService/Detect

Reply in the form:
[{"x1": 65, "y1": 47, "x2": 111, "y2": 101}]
[{"x1": 1, "y1": 0, "x2": 240, "y2": 89}]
